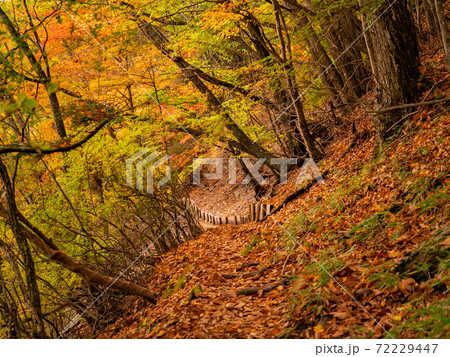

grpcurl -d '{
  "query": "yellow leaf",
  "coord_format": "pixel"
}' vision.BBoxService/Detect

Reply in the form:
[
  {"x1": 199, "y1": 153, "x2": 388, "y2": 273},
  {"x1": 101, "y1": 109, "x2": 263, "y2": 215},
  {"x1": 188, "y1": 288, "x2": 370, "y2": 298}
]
[
  {"x1": 314, "y1": 325, "x2": 324, "y2": 333},
  {"x1": 155, "y1": 329, "x2": 166, "y2": 337},
  {"x1": 388, "y1": 250, "x2": 401, "y2": 258}
]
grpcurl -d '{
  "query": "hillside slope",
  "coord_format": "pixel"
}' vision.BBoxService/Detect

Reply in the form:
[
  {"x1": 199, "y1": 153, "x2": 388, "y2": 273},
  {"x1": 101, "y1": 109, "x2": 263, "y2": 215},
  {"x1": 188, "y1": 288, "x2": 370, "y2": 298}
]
[{"x1": 96, "y1": 98, "x2": 449, "y2": 338}]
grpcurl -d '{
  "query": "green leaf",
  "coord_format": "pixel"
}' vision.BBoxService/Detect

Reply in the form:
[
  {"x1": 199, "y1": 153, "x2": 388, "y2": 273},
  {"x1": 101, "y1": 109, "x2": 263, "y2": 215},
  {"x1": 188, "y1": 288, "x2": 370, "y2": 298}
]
[
  {"x1": 23, "y1": 98, "x2": 36, "y2": 110},
  {"x1": 17, "y1": 93, "x2": 27, "y2": 106},
  {"x1": 0, "y1": 101, "x2": 18, "y2": 114},
  {"x1": 47, "y1": 82, "x2": 58, "y2": 94}
]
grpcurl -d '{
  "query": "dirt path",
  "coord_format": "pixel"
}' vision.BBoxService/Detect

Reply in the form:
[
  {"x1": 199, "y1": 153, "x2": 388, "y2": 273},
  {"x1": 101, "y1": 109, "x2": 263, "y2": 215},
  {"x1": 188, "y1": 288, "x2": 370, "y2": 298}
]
[
  {"x1": 102, "y1": 156, "x2": 314, "y2": 338},
  {"x1": 104, "y1": 222, "x2": 292, "y2": 338}
]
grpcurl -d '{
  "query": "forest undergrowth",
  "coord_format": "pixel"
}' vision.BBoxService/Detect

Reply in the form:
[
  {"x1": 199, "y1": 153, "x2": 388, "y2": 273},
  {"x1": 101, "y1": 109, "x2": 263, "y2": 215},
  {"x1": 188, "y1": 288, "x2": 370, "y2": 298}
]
[{"x1": 96, "y1": 73, "x2": 449, "y2": 339}]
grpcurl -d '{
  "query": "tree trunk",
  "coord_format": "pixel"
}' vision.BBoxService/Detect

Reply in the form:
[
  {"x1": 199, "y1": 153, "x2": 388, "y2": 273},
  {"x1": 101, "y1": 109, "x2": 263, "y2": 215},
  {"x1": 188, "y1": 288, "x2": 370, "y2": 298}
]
[
  {"x1": 135, "y1": 18, "x2": 280, "y2": 175},
  {"x1": 320, "y1": 9, "x2": 370, "y2": 99},
  {"x1": 6, "y1": 115, "x2": 22, "y2": 139},
  {"x1": 0, "y1": 6, "x2": 67, "y2": 139},
  {"x1": 293, "y1": 1, "x2": 369, "y2": 101},
  {"x1": 434, "y1": 0, "x2": 450, "y2": 72},
  {"x1": 289, "y1": 87, "x2": 324, "y2": 161},
  {"x1": 0, "y1": 264, "x2": 20, "y2": 338},
  {"x1": 242, "y1": 12, "x2": 306, "y2": 156},
  {"x1": 367, "y1": 0, "x2": 420, "y2": 146},
  {"x1": 0, "y1": 159, "x2": 47, "y2": 338},
  {"x1": 359, "y1": 0, "x2": 379, "y2": 81},
  {"x1": 250, "y1": 2, "x2": 324, "y2": 161},
  {"x1": 47, "y1": 91, "x2": 67, "y2": 139},
  {"x1": 423, "y1": 0, "x2": 440, "y2": 36},
  {"x1": 228, "y1": 145, "x2": 265, "y2": 199},
  {"x1": 294, "y1": 10, "x2": 348, "y2": 106},
  {"x1": 0, "y1": 201, "x2": 158, "y2": 303}
]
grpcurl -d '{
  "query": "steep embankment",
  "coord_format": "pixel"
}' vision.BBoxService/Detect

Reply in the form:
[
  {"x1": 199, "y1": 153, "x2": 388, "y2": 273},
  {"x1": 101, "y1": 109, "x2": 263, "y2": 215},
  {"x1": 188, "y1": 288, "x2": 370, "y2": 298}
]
[{"x1": 98, "y1": 97, "x2": 449, "y2": 338}]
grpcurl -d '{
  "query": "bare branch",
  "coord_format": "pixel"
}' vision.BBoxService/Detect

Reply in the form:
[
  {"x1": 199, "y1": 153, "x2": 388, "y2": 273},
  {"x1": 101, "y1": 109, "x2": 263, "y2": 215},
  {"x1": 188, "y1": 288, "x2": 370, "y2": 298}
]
[
  {"x1": 368, "y1": 97, "x2": 449, "y2": 114},
  {"x1": 0, "y1": 118, "x2": 111, "y2": 155}
]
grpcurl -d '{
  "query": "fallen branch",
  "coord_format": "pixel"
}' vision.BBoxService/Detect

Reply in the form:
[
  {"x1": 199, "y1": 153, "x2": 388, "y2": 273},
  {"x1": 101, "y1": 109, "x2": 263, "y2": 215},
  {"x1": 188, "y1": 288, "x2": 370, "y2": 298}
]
[
  {"x1": 261, "y1": 169, "x2": 330, "y2": 222},
  {"x1": 221, "y1": 274, "x2": 238, "y2": 279},
  {"x1": 242, "y1": 266, "x2": 268, "y2": 278},
  {"x1": 368, "y1": 97, "x2": 449, "y2": 114},
  {"x1": 236, "y1": 262, "x2": 259, "y2": 271},
  {"x1": 281, "y1": 246, "x2": 297, "y2": 276},
  {"x1": 236, "y1": 279, "x2": 289, "y2": 296}
]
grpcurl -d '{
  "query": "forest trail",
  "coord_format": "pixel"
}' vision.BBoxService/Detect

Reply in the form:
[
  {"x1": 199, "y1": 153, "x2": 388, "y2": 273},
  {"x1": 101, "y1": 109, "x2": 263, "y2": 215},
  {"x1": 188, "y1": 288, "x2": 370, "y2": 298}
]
[
  {"x1": 101, "y1": 106, "x2": 449, "y2": 338},
  {"x1": 107, "y1": 224, "x2": 292, "y2": 338},
  {"x1": 102, "y1": 159, "x2": 324, "y2": 338},
  {"x1": 188, "y1": 149, "x2": 276, "y2": 219}
]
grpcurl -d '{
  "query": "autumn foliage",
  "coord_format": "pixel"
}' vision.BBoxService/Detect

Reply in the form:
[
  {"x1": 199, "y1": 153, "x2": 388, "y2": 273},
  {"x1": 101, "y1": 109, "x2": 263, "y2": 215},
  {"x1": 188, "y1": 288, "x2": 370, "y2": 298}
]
[{"x1": 0, "y1": 0, "x2": 448, "y2": 339}]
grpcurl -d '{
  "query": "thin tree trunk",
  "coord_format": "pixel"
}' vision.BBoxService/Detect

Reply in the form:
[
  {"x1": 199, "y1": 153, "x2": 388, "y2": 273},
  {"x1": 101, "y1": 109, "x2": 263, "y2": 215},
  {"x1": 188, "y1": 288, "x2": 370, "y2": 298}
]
[
  {"x1": 136, "y1": 18, "x2": 280, "y2": 175},
  {"x1": 228, "y1": 145, "x2": 265, "y2": 198},
  {"x1": 14, "y1": 113, "x2": 30, "y2": 141},
  {"x1": 0, "y1": 244, "x2": 32, "y2": 337},
  {"x1": 289, "y1": 87, "x2": 324, "y2": 161},
  {"x1": 434, "y1": 0, "x2": 450, "y2": 72},
  {"x1": 0, "y1": 265, "x2": 20, "y2": 338},
  {"x1": 295, "y1": 11, "x2": 348, "y2": 106},
  {"x1": 6, "y1": 115, "x2": 21, "y2": 139},
  {"x1": 0, "y1": 201, "x2": 158, "y2": 303},
  {"x1": 0, "y1": 6, "x2": 67, "y2": 139},
  {"x1": 271, "y1": 0, "x2": 324, "y2": 161},
  {"x1": 242, "y1": 11, "x2": 306, "y2": 156},
  {"x1": 0, "y1": 159, "x2": 47, "y2": 338},
  {"x1": 424, "y1": 0, "x2": 440, "y2": 36},
  {"x1": 322, "y1": 10, "x2": 370, "y2": 98},
  {"x1": 359, "y1": 0, "x2": 379, "y2": 81},
  {"x1": 293, "y1": 1, "x2": 368, "y2": 100}
]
